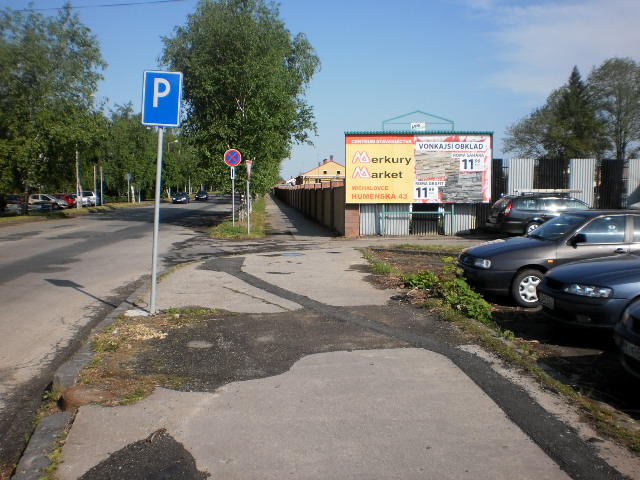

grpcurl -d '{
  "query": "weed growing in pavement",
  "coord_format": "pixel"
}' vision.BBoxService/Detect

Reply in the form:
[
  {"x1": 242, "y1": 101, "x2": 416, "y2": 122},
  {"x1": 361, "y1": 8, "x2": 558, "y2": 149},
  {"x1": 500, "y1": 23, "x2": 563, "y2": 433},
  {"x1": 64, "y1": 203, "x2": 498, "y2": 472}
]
[
  {"x1": 359, "y1": 250, "x2": 400, "y2": 276},
  {"x1": 389, "y1": 243, "x2": 467, "y2": 254},
  {"x1": 40, "y1": 431, "x2": 68, "y2": 480},
  {"x1": 91, "y1": 327, "x2": 124, "y2": 353},
  {"x1": 164, "y1": 307, "x2": 218, "y2": 316},
  {"x1": 402, "y1": 257, "x2": 493, "y2": 325}
]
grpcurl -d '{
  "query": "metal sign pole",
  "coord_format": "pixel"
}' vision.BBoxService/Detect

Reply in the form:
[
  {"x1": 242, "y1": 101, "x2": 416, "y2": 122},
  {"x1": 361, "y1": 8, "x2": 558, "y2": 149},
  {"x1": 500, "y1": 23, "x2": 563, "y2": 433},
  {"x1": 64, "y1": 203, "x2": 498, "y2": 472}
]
[
  {"x1": 142, "y1": 70, "x2": 182, "y2": 316},
  {"x1": 231, "y1": 166, "x2": 235, "y2": 226},
  {"x1": 150, "y1": 127, "x2": 164, "y2": 314},
  {"x1": 246, "y1": 159, "x2": 253, "y2": 234}
]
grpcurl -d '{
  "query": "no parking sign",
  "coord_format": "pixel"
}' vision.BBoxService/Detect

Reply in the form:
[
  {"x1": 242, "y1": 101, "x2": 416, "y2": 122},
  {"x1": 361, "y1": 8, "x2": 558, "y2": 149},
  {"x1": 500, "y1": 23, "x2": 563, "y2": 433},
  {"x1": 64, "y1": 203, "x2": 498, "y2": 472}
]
[{"x1": 224, "y1": 149, "x2": 242, "y2": 167}]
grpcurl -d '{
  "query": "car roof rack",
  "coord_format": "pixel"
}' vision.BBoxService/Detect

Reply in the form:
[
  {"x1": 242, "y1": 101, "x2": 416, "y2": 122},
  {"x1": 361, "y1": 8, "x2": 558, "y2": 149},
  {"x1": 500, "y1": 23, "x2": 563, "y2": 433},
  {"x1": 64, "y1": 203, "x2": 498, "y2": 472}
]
[{"x1": 514, "y1": 189, "x2": 582, "y2": 196}]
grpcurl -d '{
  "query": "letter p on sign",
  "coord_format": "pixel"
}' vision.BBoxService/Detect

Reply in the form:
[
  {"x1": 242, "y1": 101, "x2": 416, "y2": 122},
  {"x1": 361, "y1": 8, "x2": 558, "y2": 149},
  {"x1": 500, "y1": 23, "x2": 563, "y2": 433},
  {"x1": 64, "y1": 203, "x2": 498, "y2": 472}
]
[
  {"x1": 142, "y1": 71, "x2": 183, "y2": 127},
  {"x1": 153, "y1": 78, "x2": 171, "y2": 107}
]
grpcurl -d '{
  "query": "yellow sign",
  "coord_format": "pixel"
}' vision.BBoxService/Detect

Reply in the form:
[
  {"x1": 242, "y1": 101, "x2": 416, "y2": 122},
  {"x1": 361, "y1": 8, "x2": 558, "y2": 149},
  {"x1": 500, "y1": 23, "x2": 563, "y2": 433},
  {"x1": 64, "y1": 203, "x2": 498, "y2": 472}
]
[{"x1": 345, "y1": 135, "x2": 414, "y2": 204}]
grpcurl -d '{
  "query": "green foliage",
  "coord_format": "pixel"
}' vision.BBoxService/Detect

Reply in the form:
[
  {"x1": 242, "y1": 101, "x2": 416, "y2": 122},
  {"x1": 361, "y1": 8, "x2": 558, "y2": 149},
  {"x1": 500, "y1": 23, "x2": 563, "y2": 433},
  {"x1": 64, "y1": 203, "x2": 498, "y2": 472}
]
[
  {"x1": 504, "y1": 66, "x2": 608, "y2": 160},
  {"x1": 161, "y1": 0, "x2": 320, "y2": 194},
  {"x1": 505, "y1": 59, "x2": 640, "y2": 162},
  {"x1": 402, "y1": 270, "x2": 439, "y2": 289},
  {"x1": 402, "y1": 261, "x2": 493, "y2": 325},
  {"x1": 101, "y1": 104, "x2": 157, "y2": 199},
  {"x1": 0, "y1": 4, "x2": 106, "y2": 201},
  {"x1": 209, "y1": 194, "x2": 266, "y2": 238},
  {"x1": 588, "y1": 57, "x2": 640, "y2": 161},
  {"x1": 439, "y1": 277, "x2": 493, "y2": 324},
  {"x1": 369, "y1": 260, "x2": 397, "y2": 275}
]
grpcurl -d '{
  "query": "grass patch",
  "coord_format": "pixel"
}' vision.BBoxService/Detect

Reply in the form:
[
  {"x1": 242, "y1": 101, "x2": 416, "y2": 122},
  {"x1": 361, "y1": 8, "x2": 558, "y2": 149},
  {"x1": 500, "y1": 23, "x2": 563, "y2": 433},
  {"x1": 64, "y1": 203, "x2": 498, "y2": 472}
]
[
  {"x1": 164, "y1": 306, "x2": 218, "y2": 316},
  {"x1": 360, "y1": 249, "x2": 400, "y2": 276},
  {"x1": 78, "y1": 314, "x2": 198, "y2": 405},
  {"x1": 385, "y1": 243, "x2": 467, "y2": 253},
  {"x1": 209, "y1": 195, "x2": 266, "y2": 239}
]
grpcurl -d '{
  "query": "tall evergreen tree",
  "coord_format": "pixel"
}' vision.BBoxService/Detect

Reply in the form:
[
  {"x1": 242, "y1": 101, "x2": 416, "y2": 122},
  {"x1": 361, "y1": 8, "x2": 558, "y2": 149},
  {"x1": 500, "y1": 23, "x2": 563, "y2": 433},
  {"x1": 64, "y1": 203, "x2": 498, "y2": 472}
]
[{"x1": 504, "y1": 66, "x2": 607, "y2": 160}]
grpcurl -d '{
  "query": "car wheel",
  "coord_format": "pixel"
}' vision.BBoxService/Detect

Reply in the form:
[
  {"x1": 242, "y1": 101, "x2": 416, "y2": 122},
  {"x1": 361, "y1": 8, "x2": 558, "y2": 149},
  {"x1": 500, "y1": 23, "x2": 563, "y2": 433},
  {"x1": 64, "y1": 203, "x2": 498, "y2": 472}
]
[
  {"x1": 525, "y1": 222, "x2": 541, "y2": 234},
  {"x1": 511, "y1": 269, "x2": 543, "y2": 307}
]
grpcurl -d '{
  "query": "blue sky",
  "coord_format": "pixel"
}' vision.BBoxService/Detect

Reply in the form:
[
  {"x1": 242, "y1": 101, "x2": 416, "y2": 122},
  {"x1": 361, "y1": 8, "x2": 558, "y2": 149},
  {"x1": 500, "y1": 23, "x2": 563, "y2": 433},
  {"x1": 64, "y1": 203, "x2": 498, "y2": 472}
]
[{"x1": 4, "y1": 0, "x2": 640, "y2": 180}]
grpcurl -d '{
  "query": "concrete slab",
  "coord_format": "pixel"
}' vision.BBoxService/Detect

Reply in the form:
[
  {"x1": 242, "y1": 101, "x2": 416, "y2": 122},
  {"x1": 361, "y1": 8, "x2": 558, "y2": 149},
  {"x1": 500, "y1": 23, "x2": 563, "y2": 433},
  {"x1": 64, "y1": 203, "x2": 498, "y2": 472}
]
[
  {"x1": 140, "y1": 262, "x2": 302, "y2": 313},
  {"x1": 58, "y1": 348, "x2": 569, "y2": 480},
  {"x1": 242, "y1": 247, "x2": 398, "y2": 306}
]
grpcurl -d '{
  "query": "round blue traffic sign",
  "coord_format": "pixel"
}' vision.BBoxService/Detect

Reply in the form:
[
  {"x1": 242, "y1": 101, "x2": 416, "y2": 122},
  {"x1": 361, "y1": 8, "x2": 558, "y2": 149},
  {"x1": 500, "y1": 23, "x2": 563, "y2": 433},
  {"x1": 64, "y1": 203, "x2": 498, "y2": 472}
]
[{"x1": 224, "y1": 149, "x2": 242, "y2": 167}]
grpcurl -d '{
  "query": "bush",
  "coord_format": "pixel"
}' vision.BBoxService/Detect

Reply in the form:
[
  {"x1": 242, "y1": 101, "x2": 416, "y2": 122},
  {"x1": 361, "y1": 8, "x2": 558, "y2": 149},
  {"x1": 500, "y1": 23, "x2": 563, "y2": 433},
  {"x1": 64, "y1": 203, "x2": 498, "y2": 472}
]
[{"x1": 402, "y1": 261, "x2": 492, "y2": 325}]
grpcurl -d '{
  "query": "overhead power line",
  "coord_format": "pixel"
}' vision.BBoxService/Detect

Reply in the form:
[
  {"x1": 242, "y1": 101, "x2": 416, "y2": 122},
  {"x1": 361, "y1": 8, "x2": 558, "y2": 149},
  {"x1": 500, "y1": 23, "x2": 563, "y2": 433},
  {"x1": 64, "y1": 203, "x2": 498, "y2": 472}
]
[{"x1": 15, "y1": 0, "x2": 192, "y2": 12}]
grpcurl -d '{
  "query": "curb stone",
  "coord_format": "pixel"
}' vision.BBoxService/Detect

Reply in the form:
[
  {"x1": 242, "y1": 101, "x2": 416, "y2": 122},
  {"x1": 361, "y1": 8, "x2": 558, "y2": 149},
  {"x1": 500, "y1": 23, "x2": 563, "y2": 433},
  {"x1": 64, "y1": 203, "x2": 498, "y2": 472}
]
[
  {"x1": 12, "y1": 280, "x2": 152, "y2": 479},
  {"x1": 11, "y1": 413, "x2": 72, "y2": 480}
]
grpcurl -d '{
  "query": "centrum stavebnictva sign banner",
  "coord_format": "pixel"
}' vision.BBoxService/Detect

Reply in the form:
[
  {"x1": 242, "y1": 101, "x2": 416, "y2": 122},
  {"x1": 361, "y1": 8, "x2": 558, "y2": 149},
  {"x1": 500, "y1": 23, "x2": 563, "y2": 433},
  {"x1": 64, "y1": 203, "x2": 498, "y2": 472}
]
[{"x1": 345, "y1": 132, "x2": 492, "y2": 204}]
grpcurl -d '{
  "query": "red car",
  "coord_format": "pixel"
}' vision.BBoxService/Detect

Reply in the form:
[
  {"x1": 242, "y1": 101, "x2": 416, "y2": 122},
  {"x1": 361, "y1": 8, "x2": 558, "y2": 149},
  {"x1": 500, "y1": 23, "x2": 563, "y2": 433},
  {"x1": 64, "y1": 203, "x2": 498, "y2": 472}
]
[{"x1": 52, "y1": 193, "x2": 76, "y2": 207}]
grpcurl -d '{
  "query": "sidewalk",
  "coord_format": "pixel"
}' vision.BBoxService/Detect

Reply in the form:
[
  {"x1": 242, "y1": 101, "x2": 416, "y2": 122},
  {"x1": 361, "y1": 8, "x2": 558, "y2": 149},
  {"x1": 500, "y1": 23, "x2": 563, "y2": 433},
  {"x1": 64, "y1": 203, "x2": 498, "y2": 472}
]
[{"x1": 13, "y1": 196, "x2": 638, "y2": 479}]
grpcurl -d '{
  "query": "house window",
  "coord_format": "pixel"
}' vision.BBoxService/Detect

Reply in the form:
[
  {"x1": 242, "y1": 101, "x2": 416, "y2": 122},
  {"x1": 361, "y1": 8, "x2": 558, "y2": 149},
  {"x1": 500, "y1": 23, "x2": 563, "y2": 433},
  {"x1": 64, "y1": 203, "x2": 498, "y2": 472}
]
[
  {"x1": 337, "y1": 170, "x2": 341, "y2": 174},
  {"x1": 323, "y1": 170, "x2": 327, "y2": 174}
]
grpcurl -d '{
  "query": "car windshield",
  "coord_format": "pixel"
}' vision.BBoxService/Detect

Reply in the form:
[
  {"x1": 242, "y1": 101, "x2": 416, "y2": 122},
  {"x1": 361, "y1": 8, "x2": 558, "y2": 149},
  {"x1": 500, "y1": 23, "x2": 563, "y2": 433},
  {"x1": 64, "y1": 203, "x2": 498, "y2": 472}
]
[{"x1": 526, "y1": 213, "x2": 587, "y2": 241}]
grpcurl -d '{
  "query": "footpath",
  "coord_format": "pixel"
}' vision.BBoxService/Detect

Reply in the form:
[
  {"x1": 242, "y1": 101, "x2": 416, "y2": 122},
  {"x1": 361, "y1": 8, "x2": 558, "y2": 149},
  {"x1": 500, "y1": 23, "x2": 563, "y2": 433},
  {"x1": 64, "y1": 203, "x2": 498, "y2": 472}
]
[{"x1": 12, "y1": 195, "x2": 640, "y2": 479}]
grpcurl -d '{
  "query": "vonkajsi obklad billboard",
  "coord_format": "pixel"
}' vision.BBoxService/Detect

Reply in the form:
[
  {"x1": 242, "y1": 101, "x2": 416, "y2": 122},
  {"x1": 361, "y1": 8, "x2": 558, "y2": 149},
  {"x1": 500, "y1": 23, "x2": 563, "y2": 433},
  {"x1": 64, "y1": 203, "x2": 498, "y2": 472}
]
[{"x1": 345, "y1": 132, "x2": 492, "y2": 204}]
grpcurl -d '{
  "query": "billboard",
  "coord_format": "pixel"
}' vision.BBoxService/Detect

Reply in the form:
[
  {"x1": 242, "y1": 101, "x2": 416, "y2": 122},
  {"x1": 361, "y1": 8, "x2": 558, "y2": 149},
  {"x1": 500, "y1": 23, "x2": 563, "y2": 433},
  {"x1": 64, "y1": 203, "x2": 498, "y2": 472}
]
[{"x1": 345, "y1": 132, "x2": 492, "y2": 204}]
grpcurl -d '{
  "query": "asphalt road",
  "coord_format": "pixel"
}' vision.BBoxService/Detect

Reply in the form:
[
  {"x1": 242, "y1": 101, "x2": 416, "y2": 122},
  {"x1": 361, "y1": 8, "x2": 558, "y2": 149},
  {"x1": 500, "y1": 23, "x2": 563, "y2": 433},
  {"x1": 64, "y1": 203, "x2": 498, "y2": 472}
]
[{"x1": 0, "y1": 198, "x2": 232, "y2": 472}]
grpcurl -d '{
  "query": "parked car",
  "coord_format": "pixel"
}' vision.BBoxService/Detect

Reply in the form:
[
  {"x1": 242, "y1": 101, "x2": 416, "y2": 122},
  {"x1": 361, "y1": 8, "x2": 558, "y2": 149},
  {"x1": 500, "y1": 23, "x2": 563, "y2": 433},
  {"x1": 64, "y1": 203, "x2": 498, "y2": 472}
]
[
  {"x1": 172, "y1": 192, "x2": 190, "y2": 204},
  {"x1": 4, "y1": 194, "x2": 23, "y2": 212},
  {"x1": 28, "y1": 194, "x2": 65, "y2": 210},
  {"x1": 52, "y1": 193, "x2": 76, "y2": 207},
  {"x1": 538, "y1": 254, "x2": 640, "y2": 329},
  {"x1": 195, "y1": 190, "x2": 209, "y2": 201},
  {"x1": 486, "y1": 192, "x2": 590, "y2": 235},
  {"x1": 458, "y1": 210, "x2": 640, "y2": 307},
  {"x1": 6, "y1": 194, "x2": 23, "y2": 205},
  {"x1": 81, "y1": 191, "x2": 99, "y2": 206},
  {"x1": 69, "y1": 193, "x2": 90, "y2": 207},
  {"x1": 614, "y1": 302, "x2": 640, "y2": 378}
]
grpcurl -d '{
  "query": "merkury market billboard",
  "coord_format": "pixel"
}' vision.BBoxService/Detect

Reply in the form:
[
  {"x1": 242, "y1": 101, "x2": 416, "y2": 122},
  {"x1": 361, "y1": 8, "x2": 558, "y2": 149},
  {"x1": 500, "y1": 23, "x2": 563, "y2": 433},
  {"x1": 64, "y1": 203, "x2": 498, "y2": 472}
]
[{"x1": 345, "y1": 132, "x2": 492, "y2": 204}]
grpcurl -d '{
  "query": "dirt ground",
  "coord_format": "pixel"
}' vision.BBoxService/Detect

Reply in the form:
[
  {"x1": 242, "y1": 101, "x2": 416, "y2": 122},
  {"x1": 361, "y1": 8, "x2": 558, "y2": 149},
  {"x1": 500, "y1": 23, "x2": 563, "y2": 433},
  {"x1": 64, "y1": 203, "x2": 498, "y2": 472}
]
[{"x1": 363, "y1": 247, "x2": 640, "y2": 423}]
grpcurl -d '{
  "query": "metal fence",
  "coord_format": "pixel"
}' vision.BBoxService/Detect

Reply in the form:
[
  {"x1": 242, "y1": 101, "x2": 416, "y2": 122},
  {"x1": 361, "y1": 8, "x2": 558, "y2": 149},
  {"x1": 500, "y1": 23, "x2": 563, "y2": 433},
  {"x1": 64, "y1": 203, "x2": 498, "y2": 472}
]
[{"x1": 492, "y1": 158, "x2": 636, "y2": 209}]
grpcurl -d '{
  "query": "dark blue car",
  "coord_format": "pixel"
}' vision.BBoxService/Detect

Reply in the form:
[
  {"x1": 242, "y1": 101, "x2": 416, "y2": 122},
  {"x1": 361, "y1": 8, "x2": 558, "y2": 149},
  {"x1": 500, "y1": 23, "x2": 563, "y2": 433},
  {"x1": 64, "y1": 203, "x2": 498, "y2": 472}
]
[
  {"x1": 538, "y1": 254, "x2": 640, "y2": 329},
  {"x1": 195, "y1": 190, "x2": 209, "y2": 201},
  {"x1": 171, "y1": 192, "x2": 190, "y2": 204},
  {"x1": 614, "y1": 302, "x2": 640, "y2": 378}
]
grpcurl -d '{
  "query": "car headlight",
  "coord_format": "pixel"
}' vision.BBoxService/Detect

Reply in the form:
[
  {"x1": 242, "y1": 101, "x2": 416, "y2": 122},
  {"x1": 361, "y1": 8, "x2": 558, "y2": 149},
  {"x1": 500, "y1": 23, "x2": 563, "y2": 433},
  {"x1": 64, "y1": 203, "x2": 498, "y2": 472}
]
[
  {"x1": 472, "y1": 258, "x2": 491, "y2": 269},
  {"x1": 561, "y1": 284, "x2": 612, "y2": 298}
]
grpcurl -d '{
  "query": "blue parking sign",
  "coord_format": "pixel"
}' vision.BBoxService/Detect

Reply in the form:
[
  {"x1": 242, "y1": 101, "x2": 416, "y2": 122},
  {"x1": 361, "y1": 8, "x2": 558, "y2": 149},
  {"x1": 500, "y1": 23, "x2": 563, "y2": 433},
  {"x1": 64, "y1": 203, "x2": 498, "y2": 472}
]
[{"x1": 141, "y1": 71, "x2": 183, "y2": 127}]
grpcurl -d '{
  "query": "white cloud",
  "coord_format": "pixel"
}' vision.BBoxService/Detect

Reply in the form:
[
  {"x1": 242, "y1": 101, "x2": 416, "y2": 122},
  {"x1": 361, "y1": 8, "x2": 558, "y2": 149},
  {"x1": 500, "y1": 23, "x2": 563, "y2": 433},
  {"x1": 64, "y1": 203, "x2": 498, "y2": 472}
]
[{"x1": 479, "y1": 0, "x2": 640, "y2": 97}]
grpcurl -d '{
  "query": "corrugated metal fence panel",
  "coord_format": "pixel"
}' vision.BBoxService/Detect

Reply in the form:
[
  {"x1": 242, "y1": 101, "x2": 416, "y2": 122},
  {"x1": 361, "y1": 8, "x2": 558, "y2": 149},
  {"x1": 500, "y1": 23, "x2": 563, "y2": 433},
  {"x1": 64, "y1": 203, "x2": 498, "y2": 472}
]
[
  {"x1": 411, "y1": 212, "x2": 442, "y2": 235},
  {"x1": 383, "y1": 204, "x2": 411, "y2": 235},
  {"x1": 441, "y1": 204, "x2": 478, "y2": 235},
  {"x1": 507, "y1": 158, "x2": 536, "y2": 194},
  {"x1": 359, "y1": 204, "x2": 412, "y2": 235},
  {"x1": 360, "y1": 204, "x2": 382, "y2": 235},
  {"x1": 569, "y1": 158, "x2": 596, "y2": 207},
  {"x1": 627, "y1": 159, "x2": 640, "y2": 207}
]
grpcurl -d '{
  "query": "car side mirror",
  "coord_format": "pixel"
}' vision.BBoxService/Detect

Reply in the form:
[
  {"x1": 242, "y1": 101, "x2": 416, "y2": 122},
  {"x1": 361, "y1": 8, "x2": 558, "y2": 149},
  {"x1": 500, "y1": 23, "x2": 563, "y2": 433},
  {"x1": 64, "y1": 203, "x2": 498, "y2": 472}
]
[{"x1": 569, "y1": 233, "x2": 587, "y2": 247}]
